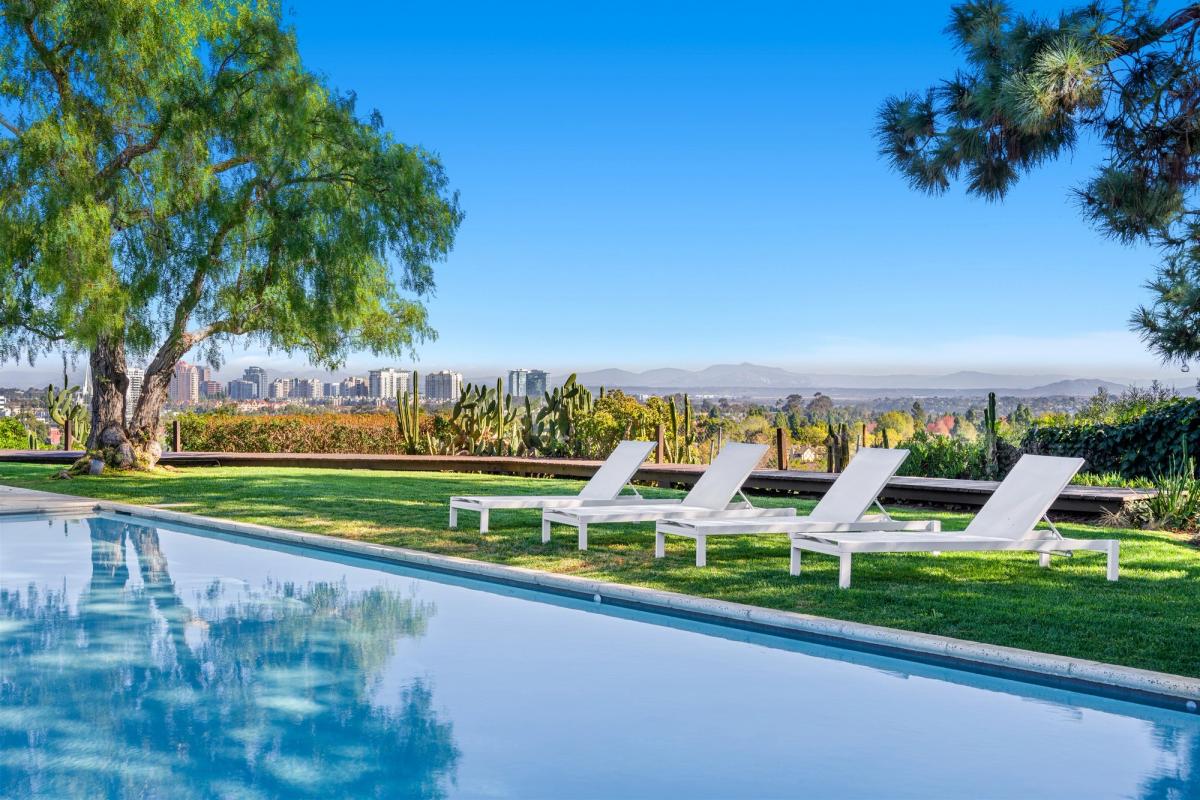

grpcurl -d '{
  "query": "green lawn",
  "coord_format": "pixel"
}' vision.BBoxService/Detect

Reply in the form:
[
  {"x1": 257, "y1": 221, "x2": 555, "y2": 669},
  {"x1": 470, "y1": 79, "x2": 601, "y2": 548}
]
[{"x1": 2, "y1": 462, "x2": 1198, "y2": 677}]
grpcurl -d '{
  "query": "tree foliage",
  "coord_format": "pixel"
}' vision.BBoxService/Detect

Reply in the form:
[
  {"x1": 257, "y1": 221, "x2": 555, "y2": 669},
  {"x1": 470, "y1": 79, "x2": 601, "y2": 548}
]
[
  {"x1": 0, "y1": 0, "x2": 461, "y2": 465},
  {"x1": 878, "y1": 1, "x2": 1200, "y2": 365}
]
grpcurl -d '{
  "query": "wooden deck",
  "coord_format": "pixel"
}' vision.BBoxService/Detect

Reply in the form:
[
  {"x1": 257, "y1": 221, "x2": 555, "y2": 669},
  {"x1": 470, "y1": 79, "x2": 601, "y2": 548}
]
[{"x1": 0, "y1": 450, "x2": 1152, "y2": 516}]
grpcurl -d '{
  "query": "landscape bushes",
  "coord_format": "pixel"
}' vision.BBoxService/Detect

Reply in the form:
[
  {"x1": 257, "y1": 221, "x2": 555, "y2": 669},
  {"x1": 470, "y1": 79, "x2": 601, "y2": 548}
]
[
  {"x1": 1022, "y1": 398, "x2": 1200, "y2": 479},
  {"x1": 0, "y1": 417, "x2": 28, "y2": 449},
  {"x1": 177, "y1": 413, "x2": 409, "y2": 454},
  {"x1": 894, "y1": 431, "x2": 986, "y2": 480}
]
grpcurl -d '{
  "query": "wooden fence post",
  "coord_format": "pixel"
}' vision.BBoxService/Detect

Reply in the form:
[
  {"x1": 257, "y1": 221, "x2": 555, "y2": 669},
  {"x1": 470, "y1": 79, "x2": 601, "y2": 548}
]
[
  {"x1": 655, "y1": 423, "x2": 665, "y2": 464},
  {"x1": 172, "y1": 419, "x2": 182, "y2": 452},
  {"x1": 775, "y1": 426, "x2": 789, "y2": 471}
]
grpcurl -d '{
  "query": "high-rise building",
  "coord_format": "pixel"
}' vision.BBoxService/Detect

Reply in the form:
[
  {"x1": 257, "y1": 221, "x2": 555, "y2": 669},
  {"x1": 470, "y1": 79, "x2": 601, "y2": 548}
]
[
  {"x1": 508, "y1": 369, "x2": 549, "y2": 398},
  {"x1": 226, "y1": 378, "x2": 257, "y2": 400},
  {"x1": 425, "y1": 370, "x2": 463, "y2": 402},
  {"x1": 339, "y1": 376, "x2": 368, "y2": 398},
  {"x1": 126, "y1": 367, "x2": 144, "y2": 421},
  {"x1": 196, "y1": 365, "x2": 212, "y2": 384},
  {"x1": 293, "y1": 378, "x2": 323, "y2": 399},
  {"x1": 324, "y1": 382, "x2": 341, "y2": 398},
  {"x1": 199, "y1": 380, "x2": 223, "y2": 399},
  {"x1": 527, "y1": 370, "x2": 550, "y2": 398},
  {"x1": 507, "y1": 369, "x2": 529, "y2": 397},
  {"x1": 368, "y1": 368, "x2": 410, "y2": 400},
  {"x1": 168, "y1": 361, "x2": 200, "y2": 405},
  {"x1": 268, "y1": 379, "x2": 290, "y2": 400},
  {"x1": 243, "y1": 366, "x2": 267, "y2": 399}
]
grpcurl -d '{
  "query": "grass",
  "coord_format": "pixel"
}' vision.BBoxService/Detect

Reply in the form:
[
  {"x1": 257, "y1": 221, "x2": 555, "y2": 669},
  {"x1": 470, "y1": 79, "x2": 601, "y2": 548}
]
[{"x1": 2, "y1": 462, "x2": 1199, "y2": 677}]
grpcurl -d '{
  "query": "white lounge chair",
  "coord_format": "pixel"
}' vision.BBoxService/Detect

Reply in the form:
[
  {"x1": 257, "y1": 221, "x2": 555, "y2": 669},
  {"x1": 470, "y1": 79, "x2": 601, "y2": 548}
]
[
  {"x1": 541, "y1": 442, "x2": 796, "y2": 550},
  {"x1": 449, "y1": 440, "x2": 661, "y2": 533},
  {"x1": 784, "y1": 454, "x2": 1119, "y2": 589},
  {"x1": 653, "y1": 447, "x2": 936, "y2": 566}
]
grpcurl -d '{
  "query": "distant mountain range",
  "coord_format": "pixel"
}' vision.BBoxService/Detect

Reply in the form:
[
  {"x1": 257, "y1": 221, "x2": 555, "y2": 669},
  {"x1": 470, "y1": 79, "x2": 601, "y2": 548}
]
[{"x1": 571, "y1": 363, "x2": 1132, "y2": 397}]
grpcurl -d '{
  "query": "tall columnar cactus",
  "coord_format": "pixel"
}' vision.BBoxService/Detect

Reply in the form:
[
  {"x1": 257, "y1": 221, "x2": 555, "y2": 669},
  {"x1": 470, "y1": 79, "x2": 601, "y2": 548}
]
[
  {"x1": 494, "y1": 378, "x2": 506, "y2": 454},
  {"x1": 825, "y1": 414, "x2": 837, "y2": 472},
  {"x1": 664, "y1": 394, "x2": 696, "y2": 463},
  {"x1": 838, "y1": 422, "x2": 852, "y2": 471},
  {"x1": 45, "y1": 382, "x2": 89, "y2": 449},
  {"x1": 983, "y1": 391, "x2": 1000, "y2": 480},
  {"x1": 394, "y1": 371, "x2": 422, "y2": 454},
  {"x1": 824, "y1": 415, "x2": 851, "y2": 472}
]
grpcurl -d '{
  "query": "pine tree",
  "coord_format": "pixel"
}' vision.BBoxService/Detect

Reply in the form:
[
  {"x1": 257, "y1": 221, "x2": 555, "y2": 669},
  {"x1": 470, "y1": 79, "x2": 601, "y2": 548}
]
[{"x1": 878, "y1": 2, "x2": 1200, "y2": 367}]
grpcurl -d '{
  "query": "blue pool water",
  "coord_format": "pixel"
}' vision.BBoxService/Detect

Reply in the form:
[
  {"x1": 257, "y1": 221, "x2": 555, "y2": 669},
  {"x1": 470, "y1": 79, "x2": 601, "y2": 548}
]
[{"x1": 0, "y1": 512, "x2": 1197, "y2": 799}]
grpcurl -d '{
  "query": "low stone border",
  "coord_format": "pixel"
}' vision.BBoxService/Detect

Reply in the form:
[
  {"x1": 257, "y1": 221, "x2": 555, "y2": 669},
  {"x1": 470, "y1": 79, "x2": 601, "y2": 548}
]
[{"x1": 2, "y1": 485, "x2": 1197, "y2": 712}]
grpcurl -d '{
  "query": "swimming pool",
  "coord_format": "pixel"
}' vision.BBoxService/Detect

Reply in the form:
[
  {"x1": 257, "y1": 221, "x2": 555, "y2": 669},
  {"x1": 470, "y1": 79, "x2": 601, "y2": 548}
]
[{"x1": 1, "y1": 511, "x2": 1197, "y2": 799}]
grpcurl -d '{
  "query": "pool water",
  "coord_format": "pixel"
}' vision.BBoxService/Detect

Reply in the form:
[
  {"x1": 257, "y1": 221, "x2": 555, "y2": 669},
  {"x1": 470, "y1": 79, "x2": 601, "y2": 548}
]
[{"x1": 1, "y1": 512, "x2": 1197, "y2": 799}]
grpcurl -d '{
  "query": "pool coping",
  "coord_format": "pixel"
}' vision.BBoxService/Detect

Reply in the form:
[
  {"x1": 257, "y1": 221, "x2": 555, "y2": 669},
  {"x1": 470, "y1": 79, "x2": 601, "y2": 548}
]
[{"x1": 3, "y1": 487, "x2": 1199, "y2": 712}]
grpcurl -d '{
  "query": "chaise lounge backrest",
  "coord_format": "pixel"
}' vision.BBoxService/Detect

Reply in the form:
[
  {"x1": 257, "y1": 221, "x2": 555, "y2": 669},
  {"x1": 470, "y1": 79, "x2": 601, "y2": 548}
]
[
  {"x1": 680, "y1": 443, "x2": 769, "y2": 510},
  {"x1": 577, "y1": 440, "x2": 658, "y2": 500},
  {"x1": 806, "y1": 448, "x2": 910, "y2": 523},
  {"x1": 964, "y1": 455, "x2": 1084, "y2": 540}
]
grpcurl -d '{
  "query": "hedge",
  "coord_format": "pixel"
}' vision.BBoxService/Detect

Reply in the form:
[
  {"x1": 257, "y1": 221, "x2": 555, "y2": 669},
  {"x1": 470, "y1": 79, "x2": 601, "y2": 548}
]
[
  {"x1": 1022, "y1": 398, "x2": 1200, "y2": 479},
  {"x1": 177, "y1": 413, "x2": 410, "y2": 454}
]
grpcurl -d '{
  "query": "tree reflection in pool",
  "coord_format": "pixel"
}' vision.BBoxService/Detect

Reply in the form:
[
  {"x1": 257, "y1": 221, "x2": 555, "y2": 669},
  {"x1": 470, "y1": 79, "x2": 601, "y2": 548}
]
[{"x1": 0, "y1": 516, "x2": 458, "y2": 799}]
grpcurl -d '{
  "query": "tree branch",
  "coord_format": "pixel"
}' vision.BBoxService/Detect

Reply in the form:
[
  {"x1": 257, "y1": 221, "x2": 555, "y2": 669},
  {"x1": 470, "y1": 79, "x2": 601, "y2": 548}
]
[
  {"x1": 0, "y1": 114, "x2": 21, "y2": 136},
  {"x1": 1117, "y1": 4, "x2": 1200, "y2": 56},
  {"x1": 20, "y1": 17, "x2": 70, "y2": 101},
  {"x1": 95, "y1": 125, "x2": 166, "y2": 187}
]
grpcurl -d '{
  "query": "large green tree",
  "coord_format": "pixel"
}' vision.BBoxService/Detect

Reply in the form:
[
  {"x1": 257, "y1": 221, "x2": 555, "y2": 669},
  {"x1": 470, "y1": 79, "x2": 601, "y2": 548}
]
[
  {"x1": 0, "y1": 0, "x2": 461, "y2": 467},
  {"x1": 877, "y1": 1, "x2": 1200, "y2": 367}
]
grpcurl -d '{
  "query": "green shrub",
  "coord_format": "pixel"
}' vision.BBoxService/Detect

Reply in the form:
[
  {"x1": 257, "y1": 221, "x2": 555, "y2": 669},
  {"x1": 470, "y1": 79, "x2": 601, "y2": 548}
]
[
  {"x1": 895, "y1": 431, "x2": 985, "y2": 480},
  {"x1": 0, "y1": 417, "x2": 28, "y2": 449},
  {"x1": 1071, "y1": 472, "x2": 1156, "y2": 489},
  {"x1": 1022, "y1": 397, "x2": 1200, "y2": 479},
  {"x1": 177, "y1": 412, "x2": 408, "y2": 454}
]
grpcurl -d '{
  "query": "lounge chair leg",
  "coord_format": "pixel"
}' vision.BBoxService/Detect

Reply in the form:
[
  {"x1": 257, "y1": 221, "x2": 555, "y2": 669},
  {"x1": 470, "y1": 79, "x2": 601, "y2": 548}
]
[
  {"x1": 449, "y1": 507, "x2": 458, "y2": 529},
  {"x1": 655, "y1": 531, "x2": 665, "y2": 559},
  {"x1": 578, "y1": 522, "x2": 588, "y2": 551},
  {"x1": 479, "y1": 509, "x2": 489, "y2": 534},
  {"x1": 695, "y1": 535, "x2": 706, "y2": 568},
  {"x1": 790, "y1": 546, "x2": 801, "y2": 576},
  {"x1": 1107, "y1": 541, "x2": 1120, "y2": 582},
  {"x1": 1038, "y1": 553, "x2": 1050, "y2": 568},
  {"x1": 541, "y1": 518, "x2": 552, "y2": 544},
  {"x1": 838, "y1": 553, "x2": 852, "y2": 589}
]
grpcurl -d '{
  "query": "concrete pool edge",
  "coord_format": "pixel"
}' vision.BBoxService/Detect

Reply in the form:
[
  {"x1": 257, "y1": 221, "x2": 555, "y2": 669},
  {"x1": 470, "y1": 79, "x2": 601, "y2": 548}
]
[{"x1": 3, "y1": 488, "x2": 1198, "y2": 711}]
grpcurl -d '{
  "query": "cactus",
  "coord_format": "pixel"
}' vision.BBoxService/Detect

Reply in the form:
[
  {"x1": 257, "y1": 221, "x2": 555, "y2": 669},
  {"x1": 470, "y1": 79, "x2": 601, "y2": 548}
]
[
  {"x1": 838, "y1": 422, "x2": 852, "y2": 471},
  {"x1": 824, "y1": 415, "x2": 852, "y2": 472},
  {"x1": 664, "y1": 394, "x2": 695, "y2": 463},
  {"x1": 394, "y1": 371, "x2": 422, "y2": 453},
  {"x1": 537, "y1": 374, "x2": 592, "y2": 456},
  {"x1": 825, "y1": 414, "x2": 837, "y2": 472},
  {"x1": 983, "y1": 391, "x2": 999, "y2": 479},
  {"x1": 45, "y1": 382, "x2": 89, "y2": 449}
]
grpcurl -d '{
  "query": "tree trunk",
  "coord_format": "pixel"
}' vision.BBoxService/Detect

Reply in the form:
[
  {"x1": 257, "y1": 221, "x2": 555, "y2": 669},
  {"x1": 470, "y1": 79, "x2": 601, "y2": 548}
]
[
  {"x1": 84, "y1": 336, "x2": 139, "y2": 469},
  {"x1": 125, "y1": 337, "x2": 191, "y2": 467},
  {"x1": 83, "y1": 334, "x2": 177, "y2": 470}
]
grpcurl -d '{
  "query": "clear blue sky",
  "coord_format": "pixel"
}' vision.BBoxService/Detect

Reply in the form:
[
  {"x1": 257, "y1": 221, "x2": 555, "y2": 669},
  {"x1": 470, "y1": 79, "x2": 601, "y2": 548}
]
[{"x1": 8, "y1": 0, "x2": 1188, "y2": 384}]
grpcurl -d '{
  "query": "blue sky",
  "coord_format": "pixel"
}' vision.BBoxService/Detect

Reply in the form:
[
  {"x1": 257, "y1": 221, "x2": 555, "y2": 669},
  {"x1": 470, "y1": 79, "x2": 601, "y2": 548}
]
[{"x1": 7, "y1": 0, "x2": 1188, "y2": 384}]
